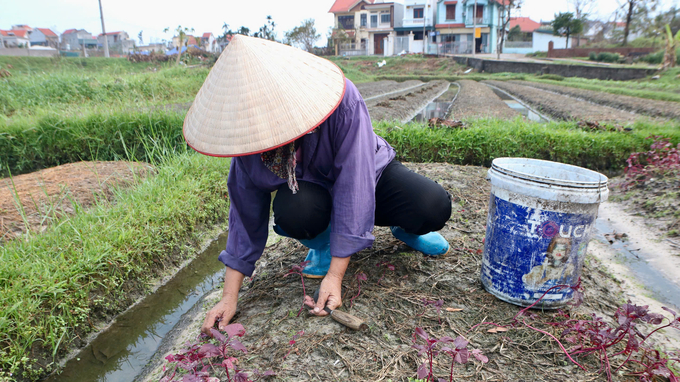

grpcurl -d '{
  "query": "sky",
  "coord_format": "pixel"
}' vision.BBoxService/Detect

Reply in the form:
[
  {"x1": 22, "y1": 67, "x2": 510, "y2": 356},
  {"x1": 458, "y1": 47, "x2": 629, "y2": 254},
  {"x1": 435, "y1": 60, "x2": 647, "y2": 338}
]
[{"x1": 1, "y1": 0, "x2": 678, "y2": 46}]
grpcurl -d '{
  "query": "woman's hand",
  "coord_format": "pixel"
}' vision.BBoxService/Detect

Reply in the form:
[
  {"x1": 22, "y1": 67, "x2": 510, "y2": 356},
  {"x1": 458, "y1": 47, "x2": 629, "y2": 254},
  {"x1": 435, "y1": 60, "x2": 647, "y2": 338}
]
[
  {"x1": 304, "y1": 256, "x2": 350, "y2": 316},
  {"x1": 201, "y1": 298, "x2": 237, "y2": 335},
  {"x1": 202, "y1": 266, "x2": 245, "y2": 336}
]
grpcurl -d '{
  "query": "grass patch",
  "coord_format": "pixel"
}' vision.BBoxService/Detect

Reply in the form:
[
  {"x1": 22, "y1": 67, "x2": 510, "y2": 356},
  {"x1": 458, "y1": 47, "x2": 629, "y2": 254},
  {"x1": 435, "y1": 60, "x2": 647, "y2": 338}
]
[
  {"x1": 0, "y1": 152, "x2": 230, "y2": 380},
  {"x1": 0, "y1": 110, "x2": 187, "y2": 177},
  {"x1": 375, "y1": 118, "x2": 680, "y2": 172},
  {"x1": 0, "y1": 66, "x2": 207, "y2": 119},
  {"x1": 0, "y1": 56, "x2": 162, "y2": 77}
]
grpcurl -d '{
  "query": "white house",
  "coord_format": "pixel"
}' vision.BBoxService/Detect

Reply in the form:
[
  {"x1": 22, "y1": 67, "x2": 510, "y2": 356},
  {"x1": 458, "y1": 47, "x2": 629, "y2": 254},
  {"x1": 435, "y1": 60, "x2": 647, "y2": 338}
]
[
  {"x1": 0, "y1": 29, "x2": 31, "y2": 47},
  {"x1": 98, "y1": 31, "x2": 135, "y2": 53},
  {"x1": 29, "y1": 28, "x2": 59, "y2": 48},
  {"x1": 61, "y1": 29, "x2": 97, "y2": 50},
  {"x1": 201, "y1": 32, "x2": 219, "y2": 53},
  {"x1": 398, "y1": 0, "x2": 437, "y2": 54}
]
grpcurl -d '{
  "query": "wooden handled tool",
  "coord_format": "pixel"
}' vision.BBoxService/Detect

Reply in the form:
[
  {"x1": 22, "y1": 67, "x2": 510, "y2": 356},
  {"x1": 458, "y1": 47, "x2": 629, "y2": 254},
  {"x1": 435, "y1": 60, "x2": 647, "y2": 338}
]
[{"x1": 313, "y1": 289, "x2": 368, "y2": 331}]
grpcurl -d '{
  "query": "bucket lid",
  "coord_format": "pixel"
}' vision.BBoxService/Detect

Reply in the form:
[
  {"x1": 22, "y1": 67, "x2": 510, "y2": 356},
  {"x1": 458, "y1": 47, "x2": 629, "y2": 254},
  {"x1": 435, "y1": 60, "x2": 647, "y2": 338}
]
[{"x1": 488, "y1": 158, "x2": 609, "y2": 204}]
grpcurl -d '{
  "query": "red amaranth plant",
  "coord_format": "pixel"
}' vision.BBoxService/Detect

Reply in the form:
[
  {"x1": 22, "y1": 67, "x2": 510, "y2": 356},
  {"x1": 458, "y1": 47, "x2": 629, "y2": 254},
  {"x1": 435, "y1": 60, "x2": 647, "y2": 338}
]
[
  {"x1": 376, "y1": 261, "x2": 395, "y2": 285},
  {"x1": 623, "y1": 136, "x2": 680, "y2": 189},
  {"x1": 285, "y1": 260, "x2": 310, "y2": 317},
  {"x1": 419, "y1": 299, "x2": 445, "y2": 324},
  {"x1": 411, "y1": 327, "x2": 488, "y2": 381},
  {"x1": 161, "y1": 323, "x2": 274, "y2": 382},
  {"x1": 349, "y1": 272, "x2": 367, "y2": 308}
]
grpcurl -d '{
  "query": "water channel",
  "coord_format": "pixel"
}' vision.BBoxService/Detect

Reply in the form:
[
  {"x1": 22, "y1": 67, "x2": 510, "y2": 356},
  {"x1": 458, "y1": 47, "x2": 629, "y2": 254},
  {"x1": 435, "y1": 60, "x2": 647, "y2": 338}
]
[
  {"x1": 46, "y1": 233, "x2": 228, "y2": 382},
  {"x1": 411, "y1": 101, "x2": 452, "y2": 122},
  {"x1": 488, "y1": 86, "x2": 549, "y2": 123}
]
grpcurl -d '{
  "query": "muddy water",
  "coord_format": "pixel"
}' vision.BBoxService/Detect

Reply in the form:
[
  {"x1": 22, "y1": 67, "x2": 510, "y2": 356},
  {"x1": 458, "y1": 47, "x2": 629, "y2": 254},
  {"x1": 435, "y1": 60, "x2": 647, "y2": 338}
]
[
  {"x1": 593, "y1": 206, "x2": 680, "y2": 311},
  {"x1": 46, "y1": 233, "x2": 228, "y2": 382},
  {"x1": 489, "y1": 86, "x2": 549, "y2": 123},
  {"x1": 412, "y1": 101, "x2": 452, "y2": 122}
]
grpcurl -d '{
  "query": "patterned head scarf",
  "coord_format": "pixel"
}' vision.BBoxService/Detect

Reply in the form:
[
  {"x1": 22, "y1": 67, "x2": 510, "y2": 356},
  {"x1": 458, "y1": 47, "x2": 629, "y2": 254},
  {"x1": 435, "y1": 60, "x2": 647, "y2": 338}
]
[{"x1": 261, "y1": 142, "x2": 299, "y2": 194}]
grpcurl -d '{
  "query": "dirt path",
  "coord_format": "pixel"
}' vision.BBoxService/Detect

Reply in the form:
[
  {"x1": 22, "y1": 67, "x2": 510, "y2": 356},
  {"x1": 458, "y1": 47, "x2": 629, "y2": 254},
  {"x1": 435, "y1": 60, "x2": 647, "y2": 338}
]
[
  {"x1": 512, "y1": 81, "x2": 680, "y2": 121},
  {"x1": 367, "y1": 81, "x2": 450, "y2": 123},
  {"x1": 448, "y1": 80, "x2": 519, "y2": 120},
  {"x1": 484, "y1": 80, "x2": 645, "y2": 124},
  {"x1": 0, "y1": 161, "x2": 152, "y2": 241},
  {"x1": 137, "y1": 163, "x2": 680, "y2": 382}
]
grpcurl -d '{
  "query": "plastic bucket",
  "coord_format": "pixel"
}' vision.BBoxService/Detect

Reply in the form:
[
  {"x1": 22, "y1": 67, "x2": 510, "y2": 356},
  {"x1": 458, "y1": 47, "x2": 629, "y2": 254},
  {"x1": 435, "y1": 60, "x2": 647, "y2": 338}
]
[{"x1": 481, "y1": 158, "x2": 609, "y2": 308}]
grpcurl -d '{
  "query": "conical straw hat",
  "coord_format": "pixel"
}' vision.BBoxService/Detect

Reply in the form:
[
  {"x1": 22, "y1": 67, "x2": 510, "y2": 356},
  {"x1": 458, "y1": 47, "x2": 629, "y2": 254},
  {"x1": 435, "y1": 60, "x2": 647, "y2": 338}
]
[{"x1": 183, "y1": 35, "x2": 346, "y2": 157}]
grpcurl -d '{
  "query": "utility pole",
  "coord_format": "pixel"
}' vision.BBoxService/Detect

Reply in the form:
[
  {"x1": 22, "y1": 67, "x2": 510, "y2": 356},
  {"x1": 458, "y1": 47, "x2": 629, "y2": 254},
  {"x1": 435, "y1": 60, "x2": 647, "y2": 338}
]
[
  {"x1": 422, "y1": 0, "x2": 428, "y2": 55},
  {"x1": 472, "y1": 0, "x2": 478, "y2": 56},
  {"x1": 98, "y1": 0, "x2": 110, "y2": 57}
]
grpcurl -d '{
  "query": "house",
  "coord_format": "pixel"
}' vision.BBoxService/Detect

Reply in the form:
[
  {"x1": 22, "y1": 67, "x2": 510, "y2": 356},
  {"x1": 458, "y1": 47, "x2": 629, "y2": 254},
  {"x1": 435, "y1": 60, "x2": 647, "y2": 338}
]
[
  {"x1": 98, "y1": 31, "x2": 135, "y2": 53},
  {"x1": 435, "y1": 0, "x2": 508, "y2": 54},
  {"x1": 61, "y1": 29, "x2": 98, "y2": 50},
  {"x1": 171, "y1": 34, "x2": 199, "y2": 49},
  {"x1": 11, "y1": 25, "x2": 33, "y2": 31},
  {"x1": 329, "y1": 0, "x2": 405, "y2": 56},
  {"x1": 398, "y1": 0, "x2": 436, "y2": 54},
  {"x1": 29, "y1": 28, "x2": 59, "y2": 48},
  {"x1": 605, "y1": 21, "x2": 643, "y2": 42},
  {"x1": 136, "y1": 43, "x2": 166, "y2": 53},
  {"x1": 0, "y1": 29, "x2": 31, "y2": 48},
  {"x1": 217, "y1": 34, "x2": 233, "y2": 52},
  {"x1": 201, "y1": 32, "x2": 218, "y2": 53},
  {"x1": 503, "y1": 16, "x2": 541, "y2": 54}
]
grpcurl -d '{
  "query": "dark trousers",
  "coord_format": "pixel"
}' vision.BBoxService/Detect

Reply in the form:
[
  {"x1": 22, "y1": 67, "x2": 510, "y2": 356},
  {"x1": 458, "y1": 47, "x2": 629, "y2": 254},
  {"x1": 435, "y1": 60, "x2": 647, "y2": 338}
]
[{"x1": 273, "y1": 161, "x2": 452, "y2": 240}]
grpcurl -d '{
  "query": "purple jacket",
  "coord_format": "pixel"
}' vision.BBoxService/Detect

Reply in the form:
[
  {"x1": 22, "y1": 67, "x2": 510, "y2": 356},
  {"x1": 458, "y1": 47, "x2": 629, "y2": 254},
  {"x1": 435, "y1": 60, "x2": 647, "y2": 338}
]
[{"x1": 219, "y1": 79, "x2": 396, "y2": 276}]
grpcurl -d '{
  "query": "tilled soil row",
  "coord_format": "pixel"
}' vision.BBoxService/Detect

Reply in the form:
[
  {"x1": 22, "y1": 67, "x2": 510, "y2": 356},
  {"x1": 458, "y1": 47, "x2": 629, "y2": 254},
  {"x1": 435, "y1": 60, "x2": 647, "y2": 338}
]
[
  {"x1": 149, "y1": 163, "x2": 633, "y2": 382},
  {"x1": 448, "y1": 80, "x2": 518, "y2": 120},
  {"x1": 367, "y1": 80, "x2": 450, "y2": 123},
  {"x1": 484, "y1": 80, "x2": 642, "y2": 124},
  {"x1": 355, "y1": 80, "x2": 425, "y2": 100},
  {"x1": 512, "y1": 80, "x2": 680, "y2": 121}
]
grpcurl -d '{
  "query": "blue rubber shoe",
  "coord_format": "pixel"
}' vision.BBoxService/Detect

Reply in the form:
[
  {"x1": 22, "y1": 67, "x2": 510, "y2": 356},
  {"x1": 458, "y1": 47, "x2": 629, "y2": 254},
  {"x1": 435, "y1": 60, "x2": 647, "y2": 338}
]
[
  {"x1": 390, "y1": 226, "x2": 450, "y2": 256},
  {"x1": 274, "y1": 225, "x2": 331, "y2": 278}
]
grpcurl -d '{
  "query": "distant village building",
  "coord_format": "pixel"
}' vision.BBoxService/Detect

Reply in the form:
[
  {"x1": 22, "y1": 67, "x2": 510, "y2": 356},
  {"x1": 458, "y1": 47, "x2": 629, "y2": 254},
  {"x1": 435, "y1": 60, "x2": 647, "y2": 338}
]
[
  {"x1": 201, "y1": 32, "x2": 218, "y2": 53},
  {"x1": 29, "y1": 28, "x2": 59, "y2": 48},
  {"x1": 98, "y1": 31, "x2": 135, "y2": 53},
  {"x1": 0, "y1": 29, "x2": 31, "y2": 47},
  {"x1": 171, "y1": 34, "x2": 199, "y2": 49},
  {"x1": 136, "y1": 43, "x2": 166, "y2": 53},
  {"x1": 61, "y1": 29, "x2": 98, "y2": 50}
]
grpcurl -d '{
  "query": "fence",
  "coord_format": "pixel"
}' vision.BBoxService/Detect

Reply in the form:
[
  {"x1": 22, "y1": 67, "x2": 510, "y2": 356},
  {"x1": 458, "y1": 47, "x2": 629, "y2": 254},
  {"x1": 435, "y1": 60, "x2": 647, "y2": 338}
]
[
  {"x1": 439, "y1": 41, "x2": 473, "y2": 55},
  {"x1": 505, "y1": 41, "x2": 532, "y2": 48},
  {"x1": 547, "y1": 42, "x2": 655, "y2": 58},
  {"x1": 394, "y1": 36, "x2": 409, "y2": 55},
  {"x1": 339, "y1": 42, "x2": 368, "y2": 56}
]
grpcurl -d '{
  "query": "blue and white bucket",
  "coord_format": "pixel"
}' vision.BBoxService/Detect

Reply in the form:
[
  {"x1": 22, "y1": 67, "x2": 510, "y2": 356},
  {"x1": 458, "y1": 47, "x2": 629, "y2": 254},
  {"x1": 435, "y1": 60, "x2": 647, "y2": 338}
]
[{"x1": 481, "y1": 158, "x2": 609, "y2": 308}]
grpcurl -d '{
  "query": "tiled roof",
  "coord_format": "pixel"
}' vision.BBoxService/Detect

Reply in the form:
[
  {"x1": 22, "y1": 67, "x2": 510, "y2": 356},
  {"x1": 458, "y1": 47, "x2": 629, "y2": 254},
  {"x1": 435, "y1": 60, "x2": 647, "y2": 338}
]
[
  {"x1": 37, "y1": 28, "x2": 58, "y2": 37},
  {"x1": 98, "y1": 31, "x2": 123, "y2": 36},
  {"x1": 0, "y1": 30, "x2": 8, "y2": 36},
  {"x1": 509, "y1": 17, "x2": 541, "y2": 32},
  {"x1": 62, "y1": 29, "x2": 78, "y2": 35},
  {"x1": 329, "y1": 0, "x2": 374, "y2": 13},
  {"x1": 9, "y1": 30, "x2": 28, "y2": 38},
  {"x1": 202, "y1": 32, "x2": 211, "y2": 38}
]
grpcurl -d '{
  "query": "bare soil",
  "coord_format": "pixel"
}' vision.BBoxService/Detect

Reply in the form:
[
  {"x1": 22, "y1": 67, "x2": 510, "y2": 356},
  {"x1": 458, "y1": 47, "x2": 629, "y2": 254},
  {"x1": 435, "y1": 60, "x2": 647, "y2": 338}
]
[
  {"x1": 0, "y1": 161, "x2": 153, "y2": 241},
  {"x1": 484, "y1": 80, "x2": 648, "y2": 125},
  {"x1": 355, "y1": 80, "x2": 425, "y2": 100},
  {"x1": 367, "y1": 81, "x2": 450, "y2": 123},
  {"x1": 145, "y1": 163, "x2": 674, "y2": 382},
  {"x1": 448, "y1": 80, "x2": 519, "y2": 120},
  {"x1": 511, "y1": 81, "x2": 680, "y2": 121}
]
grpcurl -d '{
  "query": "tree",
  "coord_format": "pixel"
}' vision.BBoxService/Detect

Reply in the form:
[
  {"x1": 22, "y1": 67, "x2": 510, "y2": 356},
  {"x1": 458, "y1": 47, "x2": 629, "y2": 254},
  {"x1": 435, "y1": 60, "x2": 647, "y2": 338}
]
[
  {"x1": 284, "y1": 19, "x2": 320, "y2": 52},
  {"x1": 164, "y1": 25, "x2": 194, "y2": 65},
  {"x1": 508, "y1": 25, "x2": 523, "y2": 41},
  {"x1": 663, "y1": 24, "x2": 680, "y2": 69},
  {"x1": 236, "y1": 26, "x2": 251, "y2": 36},
  {"x1": 570, "y1": 0, "x2": 596, "y2": 46},
  {"x1": 253, "y1": 15, "x2": 276, "y2": 41},
  {"x1": 618, "y1": 0, "x2": 659, "y2": 45},
  {"x1": 496, "y1": 0, "x2": 523, "y2": 59},
  {"x1": 552, "y1": 12, "x2": 584, "y2": 48},
  {"x1": 138, "y1": 31, "x2": 143, "y2": 46}
]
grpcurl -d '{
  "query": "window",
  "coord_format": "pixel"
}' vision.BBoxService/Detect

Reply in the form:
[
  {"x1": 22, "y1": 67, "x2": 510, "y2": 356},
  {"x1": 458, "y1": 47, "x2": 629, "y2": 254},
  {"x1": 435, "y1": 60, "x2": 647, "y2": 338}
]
[
  {"x1": 338, "y1": 15, "x2": 354, "y2": 29},
  {"x1": 476, "y1": 5, "x2": 484, "y2": 18},
  {"x1": 381, "y1": 13, "x2": 391, "y2": 24},
  {"x1": 414, "y1": 31, "x2": 424, "y2": 40},
  {"x1": 360, "y1": 14, "x2": 367, "y2": 27},
  {"x1": 371, "y1": 14, "x2": 378, "y2": 28},
  {"x1": 414, "y1": 7, "x2": 424, "y2": 19},
  {"x1": 446, "y1": 4, "x2": 456, "y2": 20}
]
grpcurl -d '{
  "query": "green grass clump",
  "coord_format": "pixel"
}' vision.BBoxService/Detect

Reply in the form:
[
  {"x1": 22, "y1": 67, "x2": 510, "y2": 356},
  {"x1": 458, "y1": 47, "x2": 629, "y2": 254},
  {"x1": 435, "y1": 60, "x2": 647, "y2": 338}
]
[
  {"x1": 375, "y1": 119, "x2": 680, "y2": 172},
  {"x1": 0, "y1": 152, "x2": 230, "y2": 380},
  {"x1": 0, "y1": 66, "x2": 206, "y2": 118},
  {"x1": 0, "y1": 111, "x2": 186, "y2": 177},
  {"x1": 0, "y1": 56, "x2": 160, "y2": 77}
]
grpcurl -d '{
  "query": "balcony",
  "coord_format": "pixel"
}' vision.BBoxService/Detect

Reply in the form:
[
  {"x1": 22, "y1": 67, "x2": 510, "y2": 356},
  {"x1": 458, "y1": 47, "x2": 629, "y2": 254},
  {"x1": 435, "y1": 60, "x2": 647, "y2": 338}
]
[
  {"x1": 465, "y1": 17, "x2": 489, "y2": 26},
  {"x1": 402, "y1": 18, "x2": 427, "y2": 27}
]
